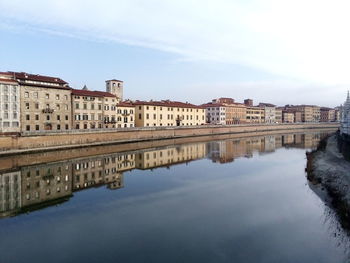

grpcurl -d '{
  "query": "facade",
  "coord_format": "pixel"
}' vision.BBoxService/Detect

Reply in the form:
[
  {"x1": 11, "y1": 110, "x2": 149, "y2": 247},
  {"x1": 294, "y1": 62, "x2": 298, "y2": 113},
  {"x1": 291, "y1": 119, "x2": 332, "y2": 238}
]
[
  {"x1": 320, "y1": 107, "x2": 336, "y2": 122},
  {"x1": 133, "y1": 100, "x2": 205, "y2": 127},
  {"x1": 0, "y1": 73, "x2": 20, "y2": 133},
  {"x1": 0, "y1": 171, "x2": 21, "y2": 217},
  {"x1": 72, "y1": 88, "x2": 111, "y2": 129},
  {"x1": 287, "y1": 105, "x2": 320, "y2": 122},
  {"x1": 246, "y1": 106, "x2": 265, "y2": 123},
  {"x1": 116, "y1": 102, "x2": 135, "y2": 128},
  {"x1": 5, "y1": 72, "x2": 72, "y2": 132},
  {"x1": 202, "y1": 103, "x2": 226, "y2": 125},
  {"x1": 275, "y1": 108, "x2": 282, "y2": 123},
  {"x1": 282, "y1": 112, "x2": 294, "y2": 123},
  {"x1": 259, "y1": 103, "x2": 276, "y2": 123},
  {"x1": 212, "y1": 98, "x2": 246, "y2": 124}
]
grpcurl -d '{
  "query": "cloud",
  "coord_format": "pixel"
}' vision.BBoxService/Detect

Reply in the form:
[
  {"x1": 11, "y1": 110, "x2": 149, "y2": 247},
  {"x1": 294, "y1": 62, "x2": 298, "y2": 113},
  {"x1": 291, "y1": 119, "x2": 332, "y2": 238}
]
[{"x1": 1, "y1": 0, "x2": 350, "y2": 86}]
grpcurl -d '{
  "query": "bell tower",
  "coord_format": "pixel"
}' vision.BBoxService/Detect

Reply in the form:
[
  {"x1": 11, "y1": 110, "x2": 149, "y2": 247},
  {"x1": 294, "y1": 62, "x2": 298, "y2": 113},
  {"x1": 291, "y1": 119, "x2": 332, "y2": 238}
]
[{"x1": 106, "y1": 79, "x2": 123, "y2": 102}]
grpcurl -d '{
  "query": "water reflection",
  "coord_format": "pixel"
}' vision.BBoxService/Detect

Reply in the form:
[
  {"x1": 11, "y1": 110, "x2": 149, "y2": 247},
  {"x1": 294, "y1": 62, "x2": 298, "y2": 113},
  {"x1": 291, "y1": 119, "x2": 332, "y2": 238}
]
[{"x1": 0, "y1": 132, "x2": 326, "y2": 219}]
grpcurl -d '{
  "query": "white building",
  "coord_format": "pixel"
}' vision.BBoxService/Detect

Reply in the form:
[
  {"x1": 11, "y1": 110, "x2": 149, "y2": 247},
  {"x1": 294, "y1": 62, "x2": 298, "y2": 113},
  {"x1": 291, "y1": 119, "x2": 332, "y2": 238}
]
[
  {"x1": 0, "y1": 73, "x2": 20, "y2": 133},
  {"x1": 340, "y1": 91, "x2": 350, "y2": 136},
  {"x1": 259, "y1": 103, "x2": 276, "y2": 124},
  {"x1": 202, "y1": 103, "x2": 226, "y2": 125}
]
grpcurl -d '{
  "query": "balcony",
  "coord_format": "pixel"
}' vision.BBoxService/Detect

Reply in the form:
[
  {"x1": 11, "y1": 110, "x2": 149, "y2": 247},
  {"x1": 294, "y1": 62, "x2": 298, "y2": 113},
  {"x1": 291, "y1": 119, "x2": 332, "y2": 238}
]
[
  {"x1": 42, "y1": 108, "x2": 55, "y2": 114},
  {"x1": 104, "y1": 120, "x2": 117, "y2": 124}
]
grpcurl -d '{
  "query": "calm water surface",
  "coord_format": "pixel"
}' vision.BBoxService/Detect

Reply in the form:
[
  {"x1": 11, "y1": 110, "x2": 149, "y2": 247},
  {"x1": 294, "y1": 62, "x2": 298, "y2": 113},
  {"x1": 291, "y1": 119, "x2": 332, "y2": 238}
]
[{"x1": 0, "y1": 131, "x2": 349, "y2": 263}]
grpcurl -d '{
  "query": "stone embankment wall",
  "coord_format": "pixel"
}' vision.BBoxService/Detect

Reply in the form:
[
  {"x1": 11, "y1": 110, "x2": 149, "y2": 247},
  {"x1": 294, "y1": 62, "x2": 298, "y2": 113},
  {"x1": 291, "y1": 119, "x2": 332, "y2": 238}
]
[{"x1": 0, "y1": 123, "x2": 339, "y2": 155}]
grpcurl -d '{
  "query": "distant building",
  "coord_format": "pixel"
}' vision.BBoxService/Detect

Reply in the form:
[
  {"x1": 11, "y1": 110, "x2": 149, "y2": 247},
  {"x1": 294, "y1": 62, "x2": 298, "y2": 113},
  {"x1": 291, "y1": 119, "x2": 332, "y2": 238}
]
[
  {"x1": 246, "y1": 106, "x2": 264, "y2": 123},
  {"x1": 212, "y1": 98, "x2": 246, "y2": 124},
  {"x1": 320, "y1": 107, "x2": 336, "y2": 122},
  {"x1": 244, "y1": 99, "x2": 253, "y2": 107},
  {"x1": 72, "y1": 88, "x2": 116, "y2": 129},
  {"x1": 132, "y1": 100, "x2": 205, "y2": 127},
  {"x1": 116, "y1": 102, "x2": 135, "y2": 128},
  {"x1": 202, "y1": 103, "x2": 226, "y2": 125},
  {"x1": 258, "y1": 103, "x2": 276, "y2": 123},
  {"x1": 275, "y1": 108, "x2": 282, "y2": 123},
  {"x1": 0, "y1": 72, "x2": 20, "y2": 133},
  {"x1": 285, "y1": 105, "x2": 320, "y2": 122}
]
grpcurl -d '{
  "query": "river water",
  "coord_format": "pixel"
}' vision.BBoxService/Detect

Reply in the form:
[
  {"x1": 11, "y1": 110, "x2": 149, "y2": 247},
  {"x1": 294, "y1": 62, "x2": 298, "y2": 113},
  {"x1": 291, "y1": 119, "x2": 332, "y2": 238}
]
[{"x1": 0, "y1": 130, "x2": 349, "y2": 263}]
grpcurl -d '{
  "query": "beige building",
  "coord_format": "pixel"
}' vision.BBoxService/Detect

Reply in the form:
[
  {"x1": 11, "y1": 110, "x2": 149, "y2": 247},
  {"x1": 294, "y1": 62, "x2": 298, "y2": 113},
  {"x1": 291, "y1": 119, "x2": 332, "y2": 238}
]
[
  {"x1": 116, "y1": 102, "x2": 135, "y2": 128},
  {"x1": 287, "y1": 105, "x2": 320, "y2": 122},
  {"x1": 72, "y1": 88, "x2": 112, "y2": 129},
  {"x1": 275, "y1": 108, "x2": 282, "y2": 123},
  {"x1": 282, "y1": 112, "x2": 294, "y2": 123},
  {"x1": 202, "y1": 103, "x2": 226, "y2": 125},
  {"x1": 212, "y1": 98, "x2": 246, "y2": 124},
  {"x1": 132, "y1": 100, "x2": 205, "y2": 127},
  {"x1": 246, "y1": 106, "x2": 265, "y2": 123},
  {"x1": 7, "y1": 72, "x2": 72, "y2": 132},
  {"x1": 0, "y1": 73, "x2": 21, "y2": 133},
  {"x1": 106, "y1": 79, "x2": 123, "y2": 102}
]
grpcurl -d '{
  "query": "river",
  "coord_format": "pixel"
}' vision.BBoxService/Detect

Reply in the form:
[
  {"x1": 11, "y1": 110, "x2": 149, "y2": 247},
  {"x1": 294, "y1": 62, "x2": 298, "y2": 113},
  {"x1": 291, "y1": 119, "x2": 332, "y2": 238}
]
[{"x1": 0, "y1": 129, "x2": 349, "y2": 263}]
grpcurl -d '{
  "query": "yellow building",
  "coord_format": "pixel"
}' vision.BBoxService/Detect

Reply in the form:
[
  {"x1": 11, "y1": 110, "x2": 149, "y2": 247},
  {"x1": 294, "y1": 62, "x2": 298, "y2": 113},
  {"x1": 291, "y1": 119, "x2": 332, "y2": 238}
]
[
  {"x1": 132, "y1": 100, "x2": 205, "y2": 127},
  {"x1": 246, "y1": 106, "x2": 265, "y2": 123}
]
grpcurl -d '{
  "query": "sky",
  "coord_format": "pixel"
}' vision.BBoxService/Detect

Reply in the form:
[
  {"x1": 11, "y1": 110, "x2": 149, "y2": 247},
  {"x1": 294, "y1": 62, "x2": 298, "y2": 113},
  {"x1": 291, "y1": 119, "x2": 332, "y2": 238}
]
[{"x1": 0, "y1": 0, "x2": 349, "y2": 107}]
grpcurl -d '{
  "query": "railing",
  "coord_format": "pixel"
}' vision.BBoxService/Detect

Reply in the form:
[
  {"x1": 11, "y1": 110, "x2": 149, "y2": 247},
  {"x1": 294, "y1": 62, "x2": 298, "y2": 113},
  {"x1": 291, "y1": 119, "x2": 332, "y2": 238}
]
[{"x1": 42, "y1": 108, "x2": 54, "y2": 114}]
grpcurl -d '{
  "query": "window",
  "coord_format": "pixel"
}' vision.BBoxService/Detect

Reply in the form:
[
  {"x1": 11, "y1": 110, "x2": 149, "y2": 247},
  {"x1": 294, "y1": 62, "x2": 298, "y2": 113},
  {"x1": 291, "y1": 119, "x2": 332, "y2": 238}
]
[
  {"x1": 33, "y1": 92, "x2": 38, "y2": 98},
  {"x1": 35, "y1": 103, "x2": 39, "y2": 109},
  {"x1": 138, "y1": 113, "x2": 142, "y2": 119},
  {"x1": 35, "y1": 115, "x2": 39, "y2": 120},
  {"x1": 47, "y1": 115, "x2": 50, "y2": 121},
  {"x1": 45, "y1": 93, "x2": 49, "y2": 99},
  {"x1": 57, "y1": 124, "x2": 61, "y2": 130},
  {"x1": 56, "y1": 94, "x2": 60, "y2": 100},
  {"x1": 75, "y1": 103, "x2": 79, "y2": 109},
  {"x1": 24, "y1": 92, "x2": 29, "y2": 98},
  {"x1": 26, "y1": 114, "x2": 30, "y2": 121},
  {"x1": 83, "y1": 104, "x2": 87, "y2": 110},
  {"x1": 64, "y1": 95, "x2": 68, "y2": 100},
  {"x1": 56, "y1": 104, "x2": 60, "y2": 110},
  {"x1": 57, "y1": 115, "x2": 61, "y2": 121},
  {"x1": 35, "y1": 125, "x2": 39, "y2": 130},
  {"x1": 26, "y1": 125, "x2": 30, "y2": 131},
  {"x1": 65, "y1": 124, "x2": 69, "y2": 130},
  {"x1": 65, "y1": 115, "x2": 69, "y2": 121}
]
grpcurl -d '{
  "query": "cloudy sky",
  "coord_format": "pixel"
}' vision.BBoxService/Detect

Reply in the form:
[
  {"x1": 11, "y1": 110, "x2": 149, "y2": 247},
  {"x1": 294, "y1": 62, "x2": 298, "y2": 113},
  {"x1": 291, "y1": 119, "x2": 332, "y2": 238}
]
[{"x1": 0, "y1": 0, "x2": 349, "y2": 106}]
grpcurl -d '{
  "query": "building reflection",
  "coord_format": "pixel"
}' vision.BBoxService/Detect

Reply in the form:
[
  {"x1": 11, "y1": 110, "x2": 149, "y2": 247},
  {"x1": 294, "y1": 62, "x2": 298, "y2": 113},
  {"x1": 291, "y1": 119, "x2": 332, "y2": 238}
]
[{"x1": 0, "y1": 132, "x2": 328, "y2": 218}]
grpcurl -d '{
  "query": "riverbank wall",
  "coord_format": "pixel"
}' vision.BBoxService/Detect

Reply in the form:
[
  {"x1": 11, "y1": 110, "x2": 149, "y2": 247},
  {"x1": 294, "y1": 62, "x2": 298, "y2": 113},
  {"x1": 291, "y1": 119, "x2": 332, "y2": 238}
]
[{"x1": 0, "y1": 123, "x2": 338, "y2": 156}]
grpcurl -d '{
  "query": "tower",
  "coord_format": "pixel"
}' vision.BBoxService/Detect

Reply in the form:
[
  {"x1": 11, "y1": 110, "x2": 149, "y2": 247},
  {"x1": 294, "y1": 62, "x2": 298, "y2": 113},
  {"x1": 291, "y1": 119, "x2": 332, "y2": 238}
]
[{"x1": 106, "y1": 79, "x2": 123, "y2": 102}]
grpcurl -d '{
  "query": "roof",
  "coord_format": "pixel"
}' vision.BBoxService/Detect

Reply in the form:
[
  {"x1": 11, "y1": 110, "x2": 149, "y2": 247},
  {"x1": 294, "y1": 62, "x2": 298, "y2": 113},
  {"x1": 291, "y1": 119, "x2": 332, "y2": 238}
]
[
  {"x1": 106, "y1": 79, "x2": 123, "y2": 82},
  {"x1": 258, "y1": 102, "x2": 276, "y2": 107},
  {"x1": 0, "y1": 78, "x2": 18, "y2": 84},
  {"x1": 320, "y1": 107, "x2": 334, "y2": 111},
  {"x1": 201, "y1": 103, "x2": 225, "y2": 108},
  {"x1": 117, "y1": 102, "x2": 135, "y2": 107},
  {"x1": 7, "y1": 72, "x2": 68, "y2": 85},
  {"x1": 72, "y1": 89, "x2": 115, "y2": 97},
  {"x1": 132, "y1": 100, "x2": 205, "y2": 109}
]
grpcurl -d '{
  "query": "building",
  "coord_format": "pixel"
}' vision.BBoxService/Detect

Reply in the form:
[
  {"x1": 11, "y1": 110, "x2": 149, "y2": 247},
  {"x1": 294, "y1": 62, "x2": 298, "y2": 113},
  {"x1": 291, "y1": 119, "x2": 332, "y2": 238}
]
[
  {"x1": 320, "y1": 107, "x2": 336, "y2": 122},
  {"x1": 340, "y1": 92, "x2": 350, "y2": 136},
  {"x1": 4, "y1": 72, "x2": 72, "y2": 132},
  {"x1": 116, "y1": 102, "x2": 135, "y2": 128},
  {"x1": 0, "y1": 73, "x2": 20, "y2": 133},
  {"x1": 132, "y1": 100, "x2": 205, "y2": 127},
  {"x1": 212, "y1": 98, "x2": 246, "y2": 124},
  {"x1": 282, "y1": 111, "x2": 294, "y2": 123},
  {"x1": 258, "y1": 103, "x2": 276, "y2": 123},
  {"x1": 202, "y1": 102, "x2": 226, "y2": 125},
  {"x1": 287, "y1": 105, "x2": 320, "y2": 122},
  {"x1": 72, "y1": 87, "x2": 115, "y2": 129},
  {"x1": 244, "y1": 99, "x2": 253, "y2": 107},
  {"x1": 106, "y1": 79, "x2": 123, "y2": 102},
  {"x1": 246, "y1": 106, "x2": 265, "y2": 123},
  {"x1": 0, "y1": 171, "x2": 21, "y2": 217},
  {"x1": 275, "y1": 108, "x2": 282, "y2": 123}
]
